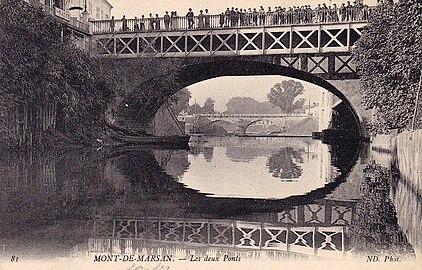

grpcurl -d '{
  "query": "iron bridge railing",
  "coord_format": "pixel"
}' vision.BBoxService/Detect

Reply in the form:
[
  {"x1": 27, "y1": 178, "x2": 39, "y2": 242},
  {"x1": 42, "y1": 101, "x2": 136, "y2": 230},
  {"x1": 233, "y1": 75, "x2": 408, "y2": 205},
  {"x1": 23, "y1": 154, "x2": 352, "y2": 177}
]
[{"x1": 90, "y1": 6, "x2": 376, "y2": 34}]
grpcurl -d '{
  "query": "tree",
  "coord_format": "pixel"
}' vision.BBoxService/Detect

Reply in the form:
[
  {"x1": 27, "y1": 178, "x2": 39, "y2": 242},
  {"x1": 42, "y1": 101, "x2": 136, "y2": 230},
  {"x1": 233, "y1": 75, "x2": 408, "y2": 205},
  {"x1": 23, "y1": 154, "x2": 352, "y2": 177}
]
[
  {"x1": 267, "y1": 147, "x2": 304, "y2": 179},
  {"x1": 187, "y1": 103, "x2": 201, "y2": 115},
  {"x1": 168, "y1": 88, "x2": 191, "y2": 115},
  {"x1": 201, "y1": 97, "x2": 215, "y2": 114},
  {"x1": 353, "y1": 1, "x2": 422, "y2": 133},
  {"x1": 0, "y1": 0, "x2": 114, "y2": 147},
  {"x1": 267, "y1": 80, "x2": 305, "y2": 113},
  {"x1": 292, "y1": 98, "x2": 306, "y2": 113}
]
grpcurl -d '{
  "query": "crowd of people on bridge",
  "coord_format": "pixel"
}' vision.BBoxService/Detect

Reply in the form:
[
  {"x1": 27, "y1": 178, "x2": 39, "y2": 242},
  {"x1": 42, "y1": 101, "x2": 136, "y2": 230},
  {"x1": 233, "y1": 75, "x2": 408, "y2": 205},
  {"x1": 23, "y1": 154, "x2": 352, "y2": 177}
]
[
  {"x1": 103, "y1": 1, "x2": 372, "y2": 33},
  {"x1": 216, "y1": 1, "x2": 370, "y2": 28}
]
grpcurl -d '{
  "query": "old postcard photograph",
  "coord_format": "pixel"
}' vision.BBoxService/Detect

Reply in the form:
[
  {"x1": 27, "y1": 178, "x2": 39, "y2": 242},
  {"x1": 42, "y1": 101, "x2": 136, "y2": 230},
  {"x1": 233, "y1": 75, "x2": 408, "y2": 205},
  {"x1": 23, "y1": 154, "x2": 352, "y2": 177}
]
[{"x1": 0, "y1": 0, "x2": 421, "y2": 269}]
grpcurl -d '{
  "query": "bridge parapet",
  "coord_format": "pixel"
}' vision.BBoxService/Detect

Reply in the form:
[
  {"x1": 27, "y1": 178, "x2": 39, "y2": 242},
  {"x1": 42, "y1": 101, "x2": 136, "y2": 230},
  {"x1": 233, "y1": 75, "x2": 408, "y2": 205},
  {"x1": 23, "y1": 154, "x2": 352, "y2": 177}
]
[{"x1": 91, "y1": 6, "x2": 375, "y2": 34}]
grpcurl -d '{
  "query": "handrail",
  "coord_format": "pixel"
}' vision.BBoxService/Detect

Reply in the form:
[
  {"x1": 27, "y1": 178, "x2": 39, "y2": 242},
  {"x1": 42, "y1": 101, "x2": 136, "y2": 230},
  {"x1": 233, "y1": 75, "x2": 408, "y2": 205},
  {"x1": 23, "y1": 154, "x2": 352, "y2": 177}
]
[{"x1": 91, "y1": 6, "x2": 376, "y2": 34}]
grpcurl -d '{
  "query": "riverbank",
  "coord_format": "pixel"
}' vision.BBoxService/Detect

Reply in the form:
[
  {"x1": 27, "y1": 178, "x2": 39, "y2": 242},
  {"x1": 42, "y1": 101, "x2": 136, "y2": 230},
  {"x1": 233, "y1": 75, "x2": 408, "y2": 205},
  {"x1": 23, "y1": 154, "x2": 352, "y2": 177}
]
[
  {"x1": 371, "y1": 129, "x2": 422, "y2": 257},
  {"x1": 371, "y1": 129, "x2": 421, "y2": 195}
]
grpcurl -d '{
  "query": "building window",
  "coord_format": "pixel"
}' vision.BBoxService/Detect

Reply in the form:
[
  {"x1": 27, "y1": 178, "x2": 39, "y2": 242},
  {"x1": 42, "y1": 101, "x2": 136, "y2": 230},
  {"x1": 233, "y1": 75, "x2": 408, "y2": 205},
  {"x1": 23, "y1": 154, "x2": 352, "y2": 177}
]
[{"x1": 96, "y1": 7, "x2": 100, "y2": 19}]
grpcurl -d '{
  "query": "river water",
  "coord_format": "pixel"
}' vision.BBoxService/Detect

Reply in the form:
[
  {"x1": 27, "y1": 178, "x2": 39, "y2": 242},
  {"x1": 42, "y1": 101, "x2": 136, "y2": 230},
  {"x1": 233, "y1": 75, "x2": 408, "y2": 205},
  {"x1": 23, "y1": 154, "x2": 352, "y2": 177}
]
[{"x1": 0, "y1": 136, "x2": 420, "y2": 264}]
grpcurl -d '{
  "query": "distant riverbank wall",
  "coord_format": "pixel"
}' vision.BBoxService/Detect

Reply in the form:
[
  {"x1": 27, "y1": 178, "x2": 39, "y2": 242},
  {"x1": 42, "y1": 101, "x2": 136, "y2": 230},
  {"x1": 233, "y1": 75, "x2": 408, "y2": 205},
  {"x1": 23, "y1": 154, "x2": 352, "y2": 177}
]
[{"x1": 371, "y1": 129, "x2": 421, "y2": 196}]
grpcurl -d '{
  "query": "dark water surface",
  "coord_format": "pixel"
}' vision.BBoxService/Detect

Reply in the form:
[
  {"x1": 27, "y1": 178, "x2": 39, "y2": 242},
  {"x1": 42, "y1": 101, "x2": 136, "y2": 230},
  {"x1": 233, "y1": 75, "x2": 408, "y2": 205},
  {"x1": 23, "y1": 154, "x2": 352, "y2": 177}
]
[{"x1": 0, "y1": 137, "x2": 419, "y2": 262}]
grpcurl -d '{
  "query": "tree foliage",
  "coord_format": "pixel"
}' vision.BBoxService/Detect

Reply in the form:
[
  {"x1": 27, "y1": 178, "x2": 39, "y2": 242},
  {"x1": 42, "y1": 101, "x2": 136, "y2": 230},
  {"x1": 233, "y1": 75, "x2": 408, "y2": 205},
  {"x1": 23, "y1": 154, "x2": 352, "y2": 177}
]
[
  {"x1": 267, "y1": 147, "x2": 304, "y2": 180},
  {"x1": 187, "y1": 103, "x2": 201, "y2": 115},
  {"x1": 202, "y1": 97, "x2": 216, "y2": 114},
  {"x1": 225, "y1": 97, "x2": 279, "y2": 114},
  {"x1": 186, "y1": 98, "x2": 216, "y2": 114},
  {"x1": 353, "y1": 0, "x2": 422, "y2": 133},
  {"x1": 0, "y1": 0, "x2": 114, "y2": 145},
  {"x1": 267, "y1": 80, "x2": 305, "y2": 113},
  {"x1": 168, "y1": 88, "x2": 191, "y2": 115}
]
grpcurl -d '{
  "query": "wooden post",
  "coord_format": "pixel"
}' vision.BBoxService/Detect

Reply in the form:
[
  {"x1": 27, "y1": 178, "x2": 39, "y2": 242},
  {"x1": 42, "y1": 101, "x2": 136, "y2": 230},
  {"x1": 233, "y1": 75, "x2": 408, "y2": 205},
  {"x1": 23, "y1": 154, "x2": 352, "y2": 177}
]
[{"x1": 411, "y1": 73, "x2": 422, "y2": 130}]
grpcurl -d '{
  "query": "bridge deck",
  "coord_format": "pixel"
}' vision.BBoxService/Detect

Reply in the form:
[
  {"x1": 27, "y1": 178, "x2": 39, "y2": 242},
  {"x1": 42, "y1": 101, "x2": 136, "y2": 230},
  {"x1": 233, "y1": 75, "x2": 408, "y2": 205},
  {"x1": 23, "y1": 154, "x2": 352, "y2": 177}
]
[{"x1": 93, "y1": 22, "x2": 367, "y2": 58}]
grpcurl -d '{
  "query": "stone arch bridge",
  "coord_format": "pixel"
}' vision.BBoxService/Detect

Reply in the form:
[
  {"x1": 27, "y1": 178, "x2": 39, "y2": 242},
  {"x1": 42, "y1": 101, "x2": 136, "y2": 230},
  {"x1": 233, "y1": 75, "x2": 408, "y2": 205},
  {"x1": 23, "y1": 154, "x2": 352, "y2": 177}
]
[
  {"x1": 93, "y1": 21, "x2": 371, "y2": 138},
  {"x1": 194, "y1": 113, "x2": 312, "y2": 135}
]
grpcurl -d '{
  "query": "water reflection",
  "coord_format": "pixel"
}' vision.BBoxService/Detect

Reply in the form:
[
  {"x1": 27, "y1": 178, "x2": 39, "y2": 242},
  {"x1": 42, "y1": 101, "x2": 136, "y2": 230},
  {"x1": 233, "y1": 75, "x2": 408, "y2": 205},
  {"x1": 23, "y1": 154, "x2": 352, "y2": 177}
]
[
  {"x1": 267, "y1": 147, "x2": 304, "y2": 180},
  {"x1": 0, "y1": 137, "x2": 419, "y2": 262},
  {"x1": 350, "y1": 163, "x2": 415, "y2": 259},
  {"x1": 90, "y1": 200, "x2": 353, "y2": 260},
  {"x1": 182, "y1": 137, "x2": 344, "y2": 199}
]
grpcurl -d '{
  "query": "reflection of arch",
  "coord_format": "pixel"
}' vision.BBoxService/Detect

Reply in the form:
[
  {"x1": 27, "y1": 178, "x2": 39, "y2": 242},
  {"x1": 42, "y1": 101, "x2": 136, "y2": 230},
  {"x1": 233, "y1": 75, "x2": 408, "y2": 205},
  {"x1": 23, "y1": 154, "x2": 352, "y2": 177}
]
[
  {"x1": 115, "y1": 60, "x2": 363, "y2": 136},
  {"x1": 102, "y1": 140, "x2": 360, "y2": 216},
  {"x1": 105, "y1": 147, "x2": 190, "y2": 195}
]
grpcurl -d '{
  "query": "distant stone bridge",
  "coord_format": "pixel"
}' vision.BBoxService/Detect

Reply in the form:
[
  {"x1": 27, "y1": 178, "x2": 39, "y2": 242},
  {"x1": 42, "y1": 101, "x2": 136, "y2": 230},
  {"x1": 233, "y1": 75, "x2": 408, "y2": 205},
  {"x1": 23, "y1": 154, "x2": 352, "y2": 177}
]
[{"x1": 194, "y1": 113, "x2": 311, "y2": 135}]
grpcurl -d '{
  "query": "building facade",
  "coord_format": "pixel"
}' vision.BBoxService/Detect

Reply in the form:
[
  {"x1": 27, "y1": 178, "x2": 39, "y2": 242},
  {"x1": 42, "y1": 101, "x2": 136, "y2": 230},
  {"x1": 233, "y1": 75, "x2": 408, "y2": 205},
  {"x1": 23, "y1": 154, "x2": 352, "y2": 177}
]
[{"x1": 66, "y1": 0, "x2": 113, "y2": 20}]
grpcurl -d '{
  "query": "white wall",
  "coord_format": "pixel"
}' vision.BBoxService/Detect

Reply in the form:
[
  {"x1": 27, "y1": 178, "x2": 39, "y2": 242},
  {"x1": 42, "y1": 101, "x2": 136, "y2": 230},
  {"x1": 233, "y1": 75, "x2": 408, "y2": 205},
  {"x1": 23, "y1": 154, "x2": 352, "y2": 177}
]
[{"x1": 66, "y1": 0, "x2": 112, "y2": 20}]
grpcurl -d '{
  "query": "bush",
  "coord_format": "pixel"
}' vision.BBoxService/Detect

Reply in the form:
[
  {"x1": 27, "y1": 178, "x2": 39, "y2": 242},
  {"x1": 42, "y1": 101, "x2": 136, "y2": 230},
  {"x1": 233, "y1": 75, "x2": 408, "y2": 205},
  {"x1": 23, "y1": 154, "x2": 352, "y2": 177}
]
[{"x1": 353, "y1": 1, "x2": 422, "y2": 133}]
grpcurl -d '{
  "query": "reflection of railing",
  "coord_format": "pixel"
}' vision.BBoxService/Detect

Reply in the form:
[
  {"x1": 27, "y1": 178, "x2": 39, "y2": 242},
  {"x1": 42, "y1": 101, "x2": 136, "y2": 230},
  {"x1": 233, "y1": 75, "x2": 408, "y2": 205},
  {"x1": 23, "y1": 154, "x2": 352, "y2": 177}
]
[
  {"x1": 92, "y1": 217, "x2": 348, "y2": 258},
  {"x1": 91, "y1": 6, "x2": 375, "y2": 34},
  {"x1": 92, "y1": 201, "x2": 355, "y2": 258},
  {"x1": 88, "y1": 238, "x2": 314, "y2": 261}
]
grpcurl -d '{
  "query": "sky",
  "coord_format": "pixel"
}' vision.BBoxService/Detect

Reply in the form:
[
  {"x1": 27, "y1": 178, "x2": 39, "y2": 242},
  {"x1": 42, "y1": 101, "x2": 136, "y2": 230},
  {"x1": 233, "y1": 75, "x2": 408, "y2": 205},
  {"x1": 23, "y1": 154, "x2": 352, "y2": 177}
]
[
  {"x1": 108, "y1": 0, "x2": 377, "y2": 18},
  {"x1": 186, "y1": 76, "x2": 326, "y2": 112}
]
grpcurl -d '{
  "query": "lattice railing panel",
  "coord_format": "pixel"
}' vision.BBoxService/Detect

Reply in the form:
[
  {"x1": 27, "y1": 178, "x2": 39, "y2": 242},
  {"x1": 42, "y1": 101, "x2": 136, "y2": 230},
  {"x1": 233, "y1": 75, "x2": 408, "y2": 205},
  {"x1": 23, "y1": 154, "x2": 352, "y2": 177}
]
[
  {"x1": 136, "y1": 220, "x2": 160, "y2": 241},
  {"x1": 308, "y1": 55, "x2": 329, "y2": 74},
  {"x1": 331, "y1": 206, "x2": 353, "y2": 226},
  {"x1": 288, "y1": 227, "x2": 315, "y2": 254},
  {"x1": 235, "y1": 222, "x2": 261, "y2": 248},
  {"x1": 210, "y1": 222, "x2": 234, "y2": 246},
  {"x1": 304, "y1": 204, "x2": 326, "y2": 225},
  {"x1": 93, "y1": 22, "x2": 367, "y2": 58},
  {"x1": 335, "y1": 55, "x2": 356, "y2": 74},
  {"x1": 292, "y1": 29, "x2": 319, "y2": 50},
  {"x1": 183, "y1": 221, "x2": 208, "y2": 244},
  {"x1": 276, "y1": 202, "x2": 355, "y2": 226},
  {"x1": 92, "y1": 209, "x2": 352, "y2": 257},
  {"x1": 265, "y1": 31, "x2": 290, "y2": 51},
  {"x1": 160, "y1": 220, "x2": 184, "y2": 242},
  {"x1": 277, "y1": 208, "x2": 298, "y2": 224},
  {"x1": 115, "y1": 219, "x2": 136, "y2": 238},
  {"x1": 262, "y1": 227, "x2": 288, "y2": 250},
  {"x1": 314, "y1": 227, "x2": 345, "y2": 258}
]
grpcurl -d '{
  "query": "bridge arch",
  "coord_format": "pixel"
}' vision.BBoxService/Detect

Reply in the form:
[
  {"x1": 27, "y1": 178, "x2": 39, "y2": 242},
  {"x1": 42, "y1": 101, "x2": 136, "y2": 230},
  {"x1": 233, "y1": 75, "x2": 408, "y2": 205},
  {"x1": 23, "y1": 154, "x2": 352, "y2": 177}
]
[
  {"x1": 242, "y1": 119, "x2": 279, "y2": 135},
  {"x1": 200, "y1": 119, "x2": 230, "y2": 134},
  {"x1": 113, "y1": 59, "x2": 364, "y2": 136}
]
